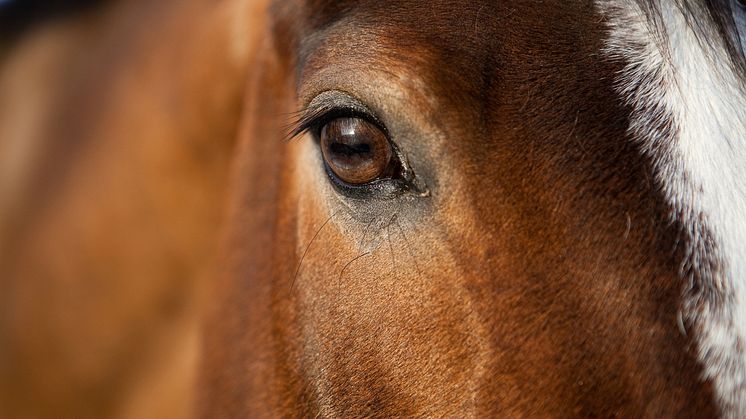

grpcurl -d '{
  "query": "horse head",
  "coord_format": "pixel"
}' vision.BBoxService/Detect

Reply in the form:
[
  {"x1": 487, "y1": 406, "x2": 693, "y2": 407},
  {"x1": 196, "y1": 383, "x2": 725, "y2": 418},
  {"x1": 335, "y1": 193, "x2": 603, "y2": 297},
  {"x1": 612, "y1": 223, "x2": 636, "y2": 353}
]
[{"x1": 201, "y1": 0, "x2": 746, "y2": 416}]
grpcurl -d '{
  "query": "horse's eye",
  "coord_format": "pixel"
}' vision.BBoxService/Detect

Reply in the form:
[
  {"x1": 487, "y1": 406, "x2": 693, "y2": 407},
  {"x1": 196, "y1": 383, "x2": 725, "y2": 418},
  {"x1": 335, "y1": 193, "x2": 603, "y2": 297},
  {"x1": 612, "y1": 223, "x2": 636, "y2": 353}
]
[{"x1": 320, "y1": 117, "x2": 394, "y2": 185}]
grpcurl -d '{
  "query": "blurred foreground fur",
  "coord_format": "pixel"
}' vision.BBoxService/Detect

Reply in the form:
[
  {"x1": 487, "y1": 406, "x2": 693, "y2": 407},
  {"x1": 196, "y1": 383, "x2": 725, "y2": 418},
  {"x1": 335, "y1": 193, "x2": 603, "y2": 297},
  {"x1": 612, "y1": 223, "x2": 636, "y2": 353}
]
[{"x1": 0, "y1": 0, "x2": 266, "y2": 417}]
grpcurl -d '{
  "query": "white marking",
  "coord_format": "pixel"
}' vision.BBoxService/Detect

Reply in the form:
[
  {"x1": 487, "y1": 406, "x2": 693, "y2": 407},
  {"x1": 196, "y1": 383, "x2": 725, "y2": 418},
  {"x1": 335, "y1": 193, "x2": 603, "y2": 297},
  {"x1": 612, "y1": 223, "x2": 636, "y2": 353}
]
[{"x1": 598, "y1": 0, "x2": 746, "y2": 416}]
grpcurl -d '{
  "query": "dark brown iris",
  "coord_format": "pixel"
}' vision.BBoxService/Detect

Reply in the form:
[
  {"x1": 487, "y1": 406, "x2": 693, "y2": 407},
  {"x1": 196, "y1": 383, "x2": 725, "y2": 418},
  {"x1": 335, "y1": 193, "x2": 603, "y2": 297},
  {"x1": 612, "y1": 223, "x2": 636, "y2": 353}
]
[{"x1": 320, "y1": 117, "x2": 393, "y2": 185}]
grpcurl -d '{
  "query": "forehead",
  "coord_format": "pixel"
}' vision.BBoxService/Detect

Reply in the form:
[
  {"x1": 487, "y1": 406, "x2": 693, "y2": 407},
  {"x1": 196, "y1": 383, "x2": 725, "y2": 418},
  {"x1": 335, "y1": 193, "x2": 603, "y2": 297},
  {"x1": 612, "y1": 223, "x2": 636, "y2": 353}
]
[
  {"x1": 274, "y1": 0, "x2": 610, "y2": 115},
  {"x1": 286, "y1": 0, "x2": 596, "y2": 40}
]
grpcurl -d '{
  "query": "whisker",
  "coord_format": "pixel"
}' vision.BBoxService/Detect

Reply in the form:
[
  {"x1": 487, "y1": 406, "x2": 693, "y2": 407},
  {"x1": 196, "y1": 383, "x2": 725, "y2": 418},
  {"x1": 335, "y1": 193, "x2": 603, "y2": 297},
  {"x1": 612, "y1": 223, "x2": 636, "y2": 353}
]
[
  {"x1": 337, "y1": 252, "x2": 371, "y2": 288},
  {"x1": 359, "y1": 214, "x2": 381, "y2": 251},
  {"x1": 291, "y1": 211, "x2": 338, "y2": 292}
]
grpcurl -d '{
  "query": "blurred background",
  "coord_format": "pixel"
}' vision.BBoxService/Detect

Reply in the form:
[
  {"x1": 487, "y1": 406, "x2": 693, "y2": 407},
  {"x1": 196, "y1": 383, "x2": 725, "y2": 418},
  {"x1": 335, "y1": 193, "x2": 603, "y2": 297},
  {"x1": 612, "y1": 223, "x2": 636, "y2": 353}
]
[{"x1": 0, "y1": 0, "x2": 257, "y2": 417}]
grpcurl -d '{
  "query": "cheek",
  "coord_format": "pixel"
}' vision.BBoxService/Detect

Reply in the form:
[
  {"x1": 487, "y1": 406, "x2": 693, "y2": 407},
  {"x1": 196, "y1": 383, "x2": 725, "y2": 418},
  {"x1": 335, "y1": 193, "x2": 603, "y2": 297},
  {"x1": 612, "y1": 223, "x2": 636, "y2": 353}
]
[
  {"x1": 290, "y1": 138, "x2": 495, "y2": 407},
  {"x1": 295, "y1": 223, "x2": 492, "y2": 410}
]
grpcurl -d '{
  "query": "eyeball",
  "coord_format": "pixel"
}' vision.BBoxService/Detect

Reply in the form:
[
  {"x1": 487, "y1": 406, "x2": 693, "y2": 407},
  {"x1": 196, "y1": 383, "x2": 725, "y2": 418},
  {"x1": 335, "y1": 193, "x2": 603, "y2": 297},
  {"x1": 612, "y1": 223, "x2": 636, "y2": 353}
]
[{"x1": 319, "y1": 117, "x2": 394, "y2": 185}]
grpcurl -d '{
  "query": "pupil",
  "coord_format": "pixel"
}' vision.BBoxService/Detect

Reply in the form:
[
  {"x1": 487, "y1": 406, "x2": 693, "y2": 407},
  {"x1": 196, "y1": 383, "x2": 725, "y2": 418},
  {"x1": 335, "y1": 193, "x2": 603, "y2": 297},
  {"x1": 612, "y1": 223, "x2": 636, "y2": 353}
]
[{"x1": 330, "y1": 142, "x2": 371, "y2": 156}]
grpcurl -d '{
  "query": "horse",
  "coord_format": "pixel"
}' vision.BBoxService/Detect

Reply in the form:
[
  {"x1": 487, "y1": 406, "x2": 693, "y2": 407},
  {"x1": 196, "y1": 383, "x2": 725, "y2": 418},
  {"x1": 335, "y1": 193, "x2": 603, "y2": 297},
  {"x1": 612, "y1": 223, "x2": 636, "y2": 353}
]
[{"x1": 1, "y1": 0, "x2": 745, "y2": 417}]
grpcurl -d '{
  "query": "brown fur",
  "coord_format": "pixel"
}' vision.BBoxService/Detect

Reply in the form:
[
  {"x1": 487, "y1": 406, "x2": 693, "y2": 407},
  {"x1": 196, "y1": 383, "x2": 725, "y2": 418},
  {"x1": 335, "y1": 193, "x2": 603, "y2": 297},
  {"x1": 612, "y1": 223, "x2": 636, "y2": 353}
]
[
  {"x1": 202, "y1": 0, "x2": 719, "y2": 416},
  {"x1": 0, "y1": 0, "x2": 263, "y2": 417},
  {"x1": 0, "y1": 0, "x2": 722, "y2": 417}
]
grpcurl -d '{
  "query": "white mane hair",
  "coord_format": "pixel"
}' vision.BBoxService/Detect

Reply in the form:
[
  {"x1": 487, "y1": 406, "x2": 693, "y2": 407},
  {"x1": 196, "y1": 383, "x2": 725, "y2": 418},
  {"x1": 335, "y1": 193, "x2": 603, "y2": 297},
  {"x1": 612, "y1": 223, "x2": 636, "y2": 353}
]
[{"x1": 597, "y1": 0, "x2": 746, "y2": 416}]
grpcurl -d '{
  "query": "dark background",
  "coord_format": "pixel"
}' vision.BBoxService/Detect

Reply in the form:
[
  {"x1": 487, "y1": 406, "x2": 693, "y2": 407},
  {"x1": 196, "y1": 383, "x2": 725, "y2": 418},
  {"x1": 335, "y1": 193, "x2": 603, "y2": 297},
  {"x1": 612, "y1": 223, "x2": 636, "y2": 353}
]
[{"x1": 0, "y1": 0, "x2": 106, "y2": 41}]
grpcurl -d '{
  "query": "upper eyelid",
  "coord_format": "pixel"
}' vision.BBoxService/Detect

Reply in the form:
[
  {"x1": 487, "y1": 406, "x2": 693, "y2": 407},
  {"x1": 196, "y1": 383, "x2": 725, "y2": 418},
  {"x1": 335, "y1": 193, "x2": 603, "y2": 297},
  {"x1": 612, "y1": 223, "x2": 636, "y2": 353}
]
[{"x1": 289, "y1": 91, "x2": 388, "y2": 140}]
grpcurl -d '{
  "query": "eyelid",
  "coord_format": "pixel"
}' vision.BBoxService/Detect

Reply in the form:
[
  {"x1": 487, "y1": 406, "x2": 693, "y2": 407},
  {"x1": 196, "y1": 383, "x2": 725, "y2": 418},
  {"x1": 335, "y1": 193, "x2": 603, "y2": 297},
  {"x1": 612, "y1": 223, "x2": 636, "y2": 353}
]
[{"x1": 289, "y1": 91, "x2": 388, "y2": 140}]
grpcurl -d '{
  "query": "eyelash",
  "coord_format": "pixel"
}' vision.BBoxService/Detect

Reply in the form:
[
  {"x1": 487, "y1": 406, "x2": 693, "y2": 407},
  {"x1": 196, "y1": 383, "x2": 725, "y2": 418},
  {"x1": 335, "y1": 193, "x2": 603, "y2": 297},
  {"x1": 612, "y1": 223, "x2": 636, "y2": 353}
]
[{"x1": 288, "y1": 106, "x2": 387, "y2": 141}]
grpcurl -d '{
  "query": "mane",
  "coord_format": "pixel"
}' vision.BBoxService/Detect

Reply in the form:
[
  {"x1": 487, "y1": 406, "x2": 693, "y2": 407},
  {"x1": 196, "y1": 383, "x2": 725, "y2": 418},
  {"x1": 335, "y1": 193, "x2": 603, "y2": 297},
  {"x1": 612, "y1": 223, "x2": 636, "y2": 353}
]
[
  {"x1": 0, "y1": 0, "x2": 107, "y2": 42},
  {"x1": 636, "y1": 0, "x2": 746, "y2": 79}
]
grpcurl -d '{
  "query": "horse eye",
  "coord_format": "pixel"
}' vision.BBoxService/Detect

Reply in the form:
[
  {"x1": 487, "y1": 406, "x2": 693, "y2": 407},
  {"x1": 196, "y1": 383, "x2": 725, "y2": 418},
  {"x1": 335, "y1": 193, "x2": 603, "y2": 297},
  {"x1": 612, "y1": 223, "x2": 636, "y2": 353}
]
[{"x1": 319, "y1": 117, "x2": 394, "y2": 185}]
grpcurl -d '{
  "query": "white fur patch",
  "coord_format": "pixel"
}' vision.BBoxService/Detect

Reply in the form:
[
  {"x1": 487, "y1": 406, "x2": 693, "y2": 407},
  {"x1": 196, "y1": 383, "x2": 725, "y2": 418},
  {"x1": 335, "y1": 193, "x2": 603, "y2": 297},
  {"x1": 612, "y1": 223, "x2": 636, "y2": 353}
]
[{"x1": 597, "y1": 0, "x2": 746, "y2": 416}]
